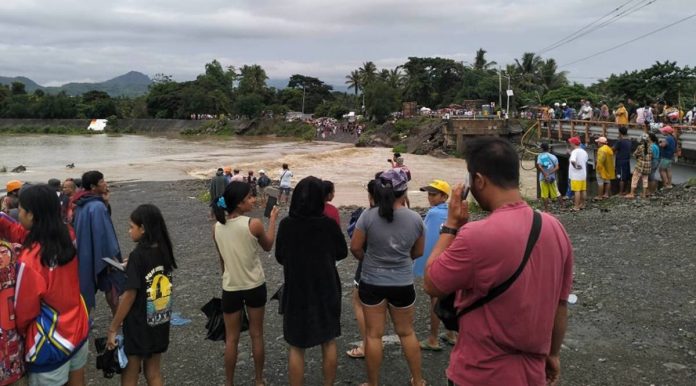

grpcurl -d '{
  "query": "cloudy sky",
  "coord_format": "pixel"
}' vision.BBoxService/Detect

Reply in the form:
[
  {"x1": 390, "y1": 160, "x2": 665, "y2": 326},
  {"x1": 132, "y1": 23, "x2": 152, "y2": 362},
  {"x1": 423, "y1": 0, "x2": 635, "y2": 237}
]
[{"x1": 0, "y1": 0, "x2": 693, "y2": 88}]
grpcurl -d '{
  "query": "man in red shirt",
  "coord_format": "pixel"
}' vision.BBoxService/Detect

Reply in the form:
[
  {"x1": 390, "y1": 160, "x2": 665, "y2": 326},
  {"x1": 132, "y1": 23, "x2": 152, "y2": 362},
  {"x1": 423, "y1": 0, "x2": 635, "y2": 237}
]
[{"x1": 424, "y1": 137, "x2": 573, "y2": 386}]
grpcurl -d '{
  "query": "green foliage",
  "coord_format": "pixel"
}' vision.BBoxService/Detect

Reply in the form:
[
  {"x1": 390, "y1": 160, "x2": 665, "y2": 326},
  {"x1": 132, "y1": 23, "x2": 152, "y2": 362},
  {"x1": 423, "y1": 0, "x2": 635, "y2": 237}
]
[
  {"x1": 590, "y1": 61, "x2": 696, "y2": 107},
  {"x1": 392, "y1": 144, "x2": 407, "y2": 154},
  {"x1": 0, "y1": 125, "x2": 90, "y2": 134},
  {"x1": 541, "y1": 84, "x2": 599, "y2": 106},
  {"x1": 286, "y1": 74, "x2": 333, "y2": 114},
  {"x1": 234, "y1": 94, "x2": 265, "y2": 118},
  {"x1": 365, "y1": 80, "x2": 400, "y2": 124}
]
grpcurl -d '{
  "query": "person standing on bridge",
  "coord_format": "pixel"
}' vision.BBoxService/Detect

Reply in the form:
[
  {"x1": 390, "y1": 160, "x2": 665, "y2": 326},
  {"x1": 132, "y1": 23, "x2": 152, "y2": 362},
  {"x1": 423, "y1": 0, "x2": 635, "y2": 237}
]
[{"x1": 614, "y1": 103, "x2": 629, "y2": 126}]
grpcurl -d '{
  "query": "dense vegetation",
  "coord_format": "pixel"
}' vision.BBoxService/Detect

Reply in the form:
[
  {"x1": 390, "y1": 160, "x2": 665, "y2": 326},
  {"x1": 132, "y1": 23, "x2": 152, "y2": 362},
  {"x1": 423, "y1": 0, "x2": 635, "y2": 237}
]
[{"x1": 1, "y1": 51, "x2": 694, "y2": 124}]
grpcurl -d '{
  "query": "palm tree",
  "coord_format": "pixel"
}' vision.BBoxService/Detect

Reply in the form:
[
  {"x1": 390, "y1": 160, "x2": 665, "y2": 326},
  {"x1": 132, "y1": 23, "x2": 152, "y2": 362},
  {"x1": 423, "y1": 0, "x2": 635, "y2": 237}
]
[
  {"x1": 514, "y1": 52, "x2": 543, "y2": 91},
  {"x1": 537, "y1": 58, "x2": 568, "y2": 92},
  {"x1": 387, "y1": 67, "x2": 404, "y2": 89},
  {"x1": 473, "y1": 48, "x2": 497, "y2": 71},
  {"x1": 359, "y1": 61, "x2": 378, "y2": 88},
  {"x1": 345, "y1": 70, "x2": 361, "y2": 95}
]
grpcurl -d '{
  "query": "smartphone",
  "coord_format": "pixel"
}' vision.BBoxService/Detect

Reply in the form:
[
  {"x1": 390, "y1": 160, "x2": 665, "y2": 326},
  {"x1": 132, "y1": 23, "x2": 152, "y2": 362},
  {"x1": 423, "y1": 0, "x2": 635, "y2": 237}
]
[
  {"x1": 264, "y1": 196, "x2": 277, "y2": 218},
  {"x1": 461, "y1": 172, "x2": 470, "y2": 200},
  {"x1": 461, "y1": 186, "x2": 470, "y2": 200}
]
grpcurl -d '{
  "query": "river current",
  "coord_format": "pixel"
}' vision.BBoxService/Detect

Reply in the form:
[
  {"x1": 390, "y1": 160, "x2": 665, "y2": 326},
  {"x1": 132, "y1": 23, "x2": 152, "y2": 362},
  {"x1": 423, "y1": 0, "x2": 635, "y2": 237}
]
[{"x1": 0, "y1": 134, "x2": 537, "y2": 206}]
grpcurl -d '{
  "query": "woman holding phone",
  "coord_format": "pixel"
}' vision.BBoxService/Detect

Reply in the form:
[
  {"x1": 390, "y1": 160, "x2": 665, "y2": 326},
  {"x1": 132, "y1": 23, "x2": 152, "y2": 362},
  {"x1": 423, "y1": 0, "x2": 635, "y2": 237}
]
[{"x1": 212, "y1": 181, "x2": 279, "y2": 386}]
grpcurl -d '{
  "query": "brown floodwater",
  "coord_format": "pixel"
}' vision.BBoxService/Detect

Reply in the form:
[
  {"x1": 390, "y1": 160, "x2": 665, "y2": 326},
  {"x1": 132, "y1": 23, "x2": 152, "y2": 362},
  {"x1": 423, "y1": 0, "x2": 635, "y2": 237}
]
[{"x1": 0, "y1": 134, "x2": 537, "y2": 206}]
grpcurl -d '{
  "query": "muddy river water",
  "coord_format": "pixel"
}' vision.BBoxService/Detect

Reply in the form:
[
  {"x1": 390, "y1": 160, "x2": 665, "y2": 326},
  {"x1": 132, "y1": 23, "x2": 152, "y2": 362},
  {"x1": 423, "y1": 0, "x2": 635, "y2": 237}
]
[{"x1": 0, "y1": 134, "x2": 538, "y2": 207}]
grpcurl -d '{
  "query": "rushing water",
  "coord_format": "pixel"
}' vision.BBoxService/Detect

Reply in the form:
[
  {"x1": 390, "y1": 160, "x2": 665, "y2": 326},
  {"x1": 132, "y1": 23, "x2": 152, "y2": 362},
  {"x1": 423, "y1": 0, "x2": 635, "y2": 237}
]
[{"x1": 0, "y1": 133, "x2": 537, "y2": 206}]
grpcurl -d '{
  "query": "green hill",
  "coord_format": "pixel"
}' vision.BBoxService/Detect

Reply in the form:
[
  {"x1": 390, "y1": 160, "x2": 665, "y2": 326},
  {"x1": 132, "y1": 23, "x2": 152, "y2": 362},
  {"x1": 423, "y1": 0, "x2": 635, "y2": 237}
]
[{"x1": 0, "y1": 71, "x2": 152, "y2": 97}]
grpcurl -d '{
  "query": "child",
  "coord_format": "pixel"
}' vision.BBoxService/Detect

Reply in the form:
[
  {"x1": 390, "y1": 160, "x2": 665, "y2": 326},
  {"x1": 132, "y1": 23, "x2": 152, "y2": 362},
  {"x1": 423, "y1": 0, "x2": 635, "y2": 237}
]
[
  {"x1": 107, "y1": 204, "x2": 177, "y2": 386},
  {"x1": 0, "y1": 184, "x2": 89, "y2": 386}
]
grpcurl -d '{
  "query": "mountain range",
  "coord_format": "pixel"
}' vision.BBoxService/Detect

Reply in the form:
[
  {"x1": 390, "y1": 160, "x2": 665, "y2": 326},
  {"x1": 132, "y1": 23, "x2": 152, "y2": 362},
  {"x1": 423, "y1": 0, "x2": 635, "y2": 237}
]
[
  {"x1": 0, "y1": 71, "x2": 152, "y2": 97},
  {"x1": 0, "y1": 71, "x2": 350, "y2": 98}
]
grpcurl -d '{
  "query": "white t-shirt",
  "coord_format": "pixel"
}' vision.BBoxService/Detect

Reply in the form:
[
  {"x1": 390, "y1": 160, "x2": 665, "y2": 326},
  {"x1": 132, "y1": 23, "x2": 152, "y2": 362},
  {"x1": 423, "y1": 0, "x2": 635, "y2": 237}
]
[
  {"x1": 279, "y1": 169, "x2": 293, "y2": 188},
  {"x1": 580, "y1": 105, "x2": 592, "y2": 119},
  {"x1": 569, "y1": 148, "x2": 588, "y2": 181}
]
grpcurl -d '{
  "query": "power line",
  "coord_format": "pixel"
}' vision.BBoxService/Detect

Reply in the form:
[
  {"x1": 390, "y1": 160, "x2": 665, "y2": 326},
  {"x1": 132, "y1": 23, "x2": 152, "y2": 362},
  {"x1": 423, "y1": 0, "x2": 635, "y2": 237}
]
[
  {"x1": 560, "y1": 11, "x2": 696, "y2": 68},
  {"x1": 538, "y1": 0, "x2": 658, "y2": 55},
  {"x1": 536, "y1": 0, "x2": 639, "y2": 55}
]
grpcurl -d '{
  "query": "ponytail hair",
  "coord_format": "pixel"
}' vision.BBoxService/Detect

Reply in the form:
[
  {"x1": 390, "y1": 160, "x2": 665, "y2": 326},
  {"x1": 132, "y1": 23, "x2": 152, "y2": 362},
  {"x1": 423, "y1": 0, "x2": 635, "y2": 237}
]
[
  {"x1": 374, "y1": 176, "x2": 405, "y2": 223},
  {"x1": 213, "y1": 181, "x2": 251, "y2": 224},
  {"x1": 130, "y1": 204, "x2": 177, "y2": 271}
]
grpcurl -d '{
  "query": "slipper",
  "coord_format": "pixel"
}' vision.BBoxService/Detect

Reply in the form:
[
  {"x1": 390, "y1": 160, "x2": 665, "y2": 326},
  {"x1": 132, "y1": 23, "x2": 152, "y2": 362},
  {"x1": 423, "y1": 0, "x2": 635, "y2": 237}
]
[
  {"x1": 346, "y1": 346, "x2": 365, "y2": 359},
  {"x1": 419, "y1": 339, "x2": 442, "y2": 351},
  {"x1": 439, "y1": 333, "x2": 456, "y2": 346}
]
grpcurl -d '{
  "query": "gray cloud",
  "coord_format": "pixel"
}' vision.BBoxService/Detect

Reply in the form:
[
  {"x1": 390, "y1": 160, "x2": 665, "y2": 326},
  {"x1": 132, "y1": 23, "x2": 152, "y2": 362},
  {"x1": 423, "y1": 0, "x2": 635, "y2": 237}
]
[{"x1": 0, "y1": 0, "x2": 693, "y2": 87}]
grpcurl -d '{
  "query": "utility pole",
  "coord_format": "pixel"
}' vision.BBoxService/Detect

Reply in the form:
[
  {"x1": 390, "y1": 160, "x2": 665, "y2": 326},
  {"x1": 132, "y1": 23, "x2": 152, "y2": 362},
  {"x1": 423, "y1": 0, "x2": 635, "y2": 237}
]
[
  {"x1": 498, "y1": 66, "x2": 502, "y2": 110},
  {"x1": 301, "y1": 85, "x2": 306, "y2": 115},
  {"x1": 506, "y1": 76, "x2": 512, "y2": 119}
]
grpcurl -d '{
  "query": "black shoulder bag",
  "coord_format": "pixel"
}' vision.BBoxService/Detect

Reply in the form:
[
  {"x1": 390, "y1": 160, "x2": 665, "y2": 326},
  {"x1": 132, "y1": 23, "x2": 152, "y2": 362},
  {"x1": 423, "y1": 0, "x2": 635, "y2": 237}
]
[{"x1": 434, "y1": 210, "x2": 542, "y2": 332}]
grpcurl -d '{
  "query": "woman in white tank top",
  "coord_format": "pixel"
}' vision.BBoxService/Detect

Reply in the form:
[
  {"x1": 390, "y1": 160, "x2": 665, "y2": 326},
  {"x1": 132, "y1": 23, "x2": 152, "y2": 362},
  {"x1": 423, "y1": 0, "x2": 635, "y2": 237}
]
[{"x1": 212, "y1": 181, "x2": 279, "y2": 386}]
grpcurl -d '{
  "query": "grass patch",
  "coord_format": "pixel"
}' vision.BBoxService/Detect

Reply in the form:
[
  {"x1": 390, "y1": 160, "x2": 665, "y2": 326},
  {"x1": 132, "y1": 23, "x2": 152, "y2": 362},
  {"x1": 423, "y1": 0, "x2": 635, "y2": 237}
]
[{"x1": 0, "y1": 126, "x2": 93, "y2": 134}]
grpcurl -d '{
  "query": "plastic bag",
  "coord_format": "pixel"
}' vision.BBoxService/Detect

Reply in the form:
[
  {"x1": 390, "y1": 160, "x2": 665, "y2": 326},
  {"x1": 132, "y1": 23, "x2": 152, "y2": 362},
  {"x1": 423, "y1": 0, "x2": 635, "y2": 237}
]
[{"x1": 201, "y1": 297, "x2": 248, "y2": 342}]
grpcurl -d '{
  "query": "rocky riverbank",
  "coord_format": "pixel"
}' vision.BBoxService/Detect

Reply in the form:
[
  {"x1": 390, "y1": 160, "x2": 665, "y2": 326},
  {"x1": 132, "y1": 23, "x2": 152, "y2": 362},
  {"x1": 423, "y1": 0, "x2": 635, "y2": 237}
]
[{"x1": 84, "y1": 179, "x2": 696, "y2": 385}]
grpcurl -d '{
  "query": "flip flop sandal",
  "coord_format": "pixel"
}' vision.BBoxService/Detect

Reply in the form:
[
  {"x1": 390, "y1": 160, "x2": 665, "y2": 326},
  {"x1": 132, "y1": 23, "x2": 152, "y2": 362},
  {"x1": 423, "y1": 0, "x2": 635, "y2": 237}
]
[
  {"x1": 346, "y1": 346, "x2": 365, "y2": 358},
  {"x1": 419, "y1": 339, "x2": 442, "y2": 351},
  {"x1": 439, "y1": 333, "x2": 456, "y2": 346}
]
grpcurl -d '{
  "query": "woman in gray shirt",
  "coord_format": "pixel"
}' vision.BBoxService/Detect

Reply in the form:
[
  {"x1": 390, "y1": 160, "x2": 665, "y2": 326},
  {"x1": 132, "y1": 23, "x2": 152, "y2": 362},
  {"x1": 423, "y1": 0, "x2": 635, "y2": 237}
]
[{"x1": 350, "y1": 169, "x2": 425, "y2": 386}]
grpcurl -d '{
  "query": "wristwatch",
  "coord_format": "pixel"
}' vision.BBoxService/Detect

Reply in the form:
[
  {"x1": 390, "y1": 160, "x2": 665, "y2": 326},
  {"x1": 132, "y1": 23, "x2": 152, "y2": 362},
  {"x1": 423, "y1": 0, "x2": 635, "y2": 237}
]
[{"x1": 439, "y1": 224, "x2": 459, "y2": 235}]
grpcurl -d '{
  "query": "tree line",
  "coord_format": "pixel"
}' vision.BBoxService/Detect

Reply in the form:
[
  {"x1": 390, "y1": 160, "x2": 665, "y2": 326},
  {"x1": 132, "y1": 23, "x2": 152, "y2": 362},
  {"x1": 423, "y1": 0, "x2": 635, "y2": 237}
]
[{"x1": 1, "y1": 51, "x2": 694, "y2": 123}]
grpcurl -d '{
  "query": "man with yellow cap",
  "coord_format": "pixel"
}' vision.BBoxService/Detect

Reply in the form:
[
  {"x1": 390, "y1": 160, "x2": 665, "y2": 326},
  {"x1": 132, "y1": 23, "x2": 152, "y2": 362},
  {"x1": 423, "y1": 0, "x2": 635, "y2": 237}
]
[
  {"x1": 2, "y1": 180, "x2": 22, "y2": 219},
  {"x1": 415, "y1": 179, "x2": 457, "y2": 350}
]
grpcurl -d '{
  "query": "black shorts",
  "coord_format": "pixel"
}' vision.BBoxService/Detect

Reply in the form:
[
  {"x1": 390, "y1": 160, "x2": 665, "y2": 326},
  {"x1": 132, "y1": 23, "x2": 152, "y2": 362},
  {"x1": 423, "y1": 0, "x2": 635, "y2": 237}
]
[
  {"x1": 358, "y1": 281, "x2": 416, "y2": 308},
  {"x1": 221, "y1": 283, "x2": 267, "y2": 313}
]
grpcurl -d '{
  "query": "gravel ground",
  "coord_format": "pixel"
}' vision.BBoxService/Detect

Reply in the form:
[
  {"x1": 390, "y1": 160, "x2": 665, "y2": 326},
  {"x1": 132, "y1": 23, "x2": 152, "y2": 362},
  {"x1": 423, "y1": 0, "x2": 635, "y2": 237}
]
[{"x1": 84, "y1": 179, "x2": 696, "y2": 386}]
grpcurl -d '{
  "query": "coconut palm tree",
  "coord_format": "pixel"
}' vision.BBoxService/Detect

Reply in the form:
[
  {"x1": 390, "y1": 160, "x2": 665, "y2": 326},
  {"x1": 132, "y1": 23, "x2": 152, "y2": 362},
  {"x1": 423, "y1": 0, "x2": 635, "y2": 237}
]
[
  {"x1": 473, "y1": 48, "x2": 497, "y2": 71},
  {"x1": 538, "y1": 58, "x2": 568, "y2": 92},
  {"x1": 345, "y1": 70, "x2": 361, "y2": 95},
  {"x1": 359, "y1": 61, "x2": 378, "y2": 88}
]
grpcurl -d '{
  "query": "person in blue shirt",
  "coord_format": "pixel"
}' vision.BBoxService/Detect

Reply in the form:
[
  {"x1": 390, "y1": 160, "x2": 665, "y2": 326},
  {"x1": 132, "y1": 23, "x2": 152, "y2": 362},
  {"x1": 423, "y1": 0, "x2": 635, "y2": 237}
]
[
  {"x1": 536, "y1": 143, "x2": 560, "y2": 212},
  {"x1": 415, "y1": 179, "x2": 456, "y2": 350},
  {"x1": 659, "y1": 126, "x2": 677, "y2": 189}
]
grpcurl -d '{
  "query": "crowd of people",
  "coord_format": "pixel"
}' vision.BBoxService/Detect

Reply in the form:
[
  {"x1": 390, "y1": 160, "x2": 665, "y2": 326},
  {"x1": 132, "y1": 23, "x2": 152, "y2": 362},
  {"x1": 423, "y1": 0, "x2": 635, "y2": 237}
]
[
  {"x1": 539, "y1": 98, "x2": 696, "y2": 126},
  {"x1": 536, "y1": 124, "x2": 679, "y2": 212},
  {"x1": 1, "y1": 138, "x2": 576, "y2": 386},
  {"x1": 309, "y1": 117, "x2": 365, "y2": 139},
  {"x1": 1, "y1": 171, "x2": 175, "y2": 386}
]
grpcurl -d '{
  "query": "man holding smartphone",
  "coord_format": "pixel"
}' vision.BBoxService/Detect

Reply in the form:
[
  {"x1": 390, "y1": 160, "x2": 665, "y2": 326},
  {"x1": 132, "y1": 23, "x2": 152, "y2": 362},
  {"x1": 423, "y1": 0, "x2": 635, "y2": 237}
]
[{"x1": 424, "y1": 137, "x2": 573, "y2": 386}]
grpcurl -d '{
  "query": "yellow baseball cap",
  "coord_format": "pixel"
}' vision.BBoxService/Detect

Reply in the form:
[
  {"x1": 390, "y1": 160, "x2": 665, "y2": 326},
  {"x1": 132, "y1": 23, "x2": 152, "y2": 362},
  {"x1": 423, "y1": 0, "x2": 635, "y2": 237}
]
[{"x1": 420, "y1": 179, "x2": 451, "y2": 197}]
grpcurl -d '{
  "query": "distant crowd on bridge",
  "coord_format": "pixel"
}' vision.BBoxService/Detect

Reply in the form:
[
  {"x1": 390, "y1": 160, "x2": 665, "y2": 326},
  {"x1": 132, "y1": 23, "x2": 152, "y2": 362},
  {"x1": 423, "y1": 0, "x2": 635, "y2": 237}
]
[{"x1": 535, "y1": 98, "x2": 696, "y2": 127}]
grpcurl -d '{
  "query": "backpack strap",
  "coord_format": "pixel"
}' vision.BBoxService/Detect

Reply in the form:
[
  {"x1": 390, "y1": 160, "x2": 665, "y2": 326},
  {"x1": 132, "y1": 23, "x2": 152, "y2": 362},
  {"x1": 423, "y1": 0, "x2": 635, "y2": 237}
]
[{"x1": 456, "y1": 210, "x2": 542, "y2": 317}]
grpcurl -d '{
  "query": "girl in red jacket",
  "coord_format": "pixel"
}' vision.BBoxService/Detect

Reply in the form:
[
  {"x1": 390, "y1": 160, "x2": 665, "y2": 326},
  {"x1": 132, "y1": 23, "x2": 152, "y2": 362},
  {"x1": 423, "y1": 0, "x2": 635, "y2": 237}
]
[{"x1": 0, "y1": 184, "x2": 89, "y2": 386}]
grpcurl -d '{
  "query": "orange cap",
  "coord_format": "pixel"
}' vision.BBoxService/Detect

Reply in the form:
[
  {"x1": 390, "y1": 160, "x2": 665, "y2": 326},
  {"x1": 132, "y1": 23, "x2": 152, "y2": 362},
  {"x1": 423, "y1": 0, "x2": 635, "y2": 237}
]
[{"x1": 6, "y1": 180, "x2": 22, "y2": 193}]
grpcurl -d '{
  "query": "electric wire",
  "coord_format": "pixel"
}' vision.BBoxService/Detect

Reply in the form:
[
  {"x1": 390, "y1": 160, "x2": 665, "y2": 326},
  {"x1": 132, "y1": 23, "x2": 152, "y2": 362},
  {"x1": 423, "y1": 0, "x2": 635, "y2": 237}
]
[
  {"x1": 538, "y1": 0, "x2": 657, "y2": 55},
  {"x1": 560, "y1": 11, "x2": 696, "y2": 68},
  {"x1": 536, "y1": 0, "x2": 639, "y2": 54}
]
